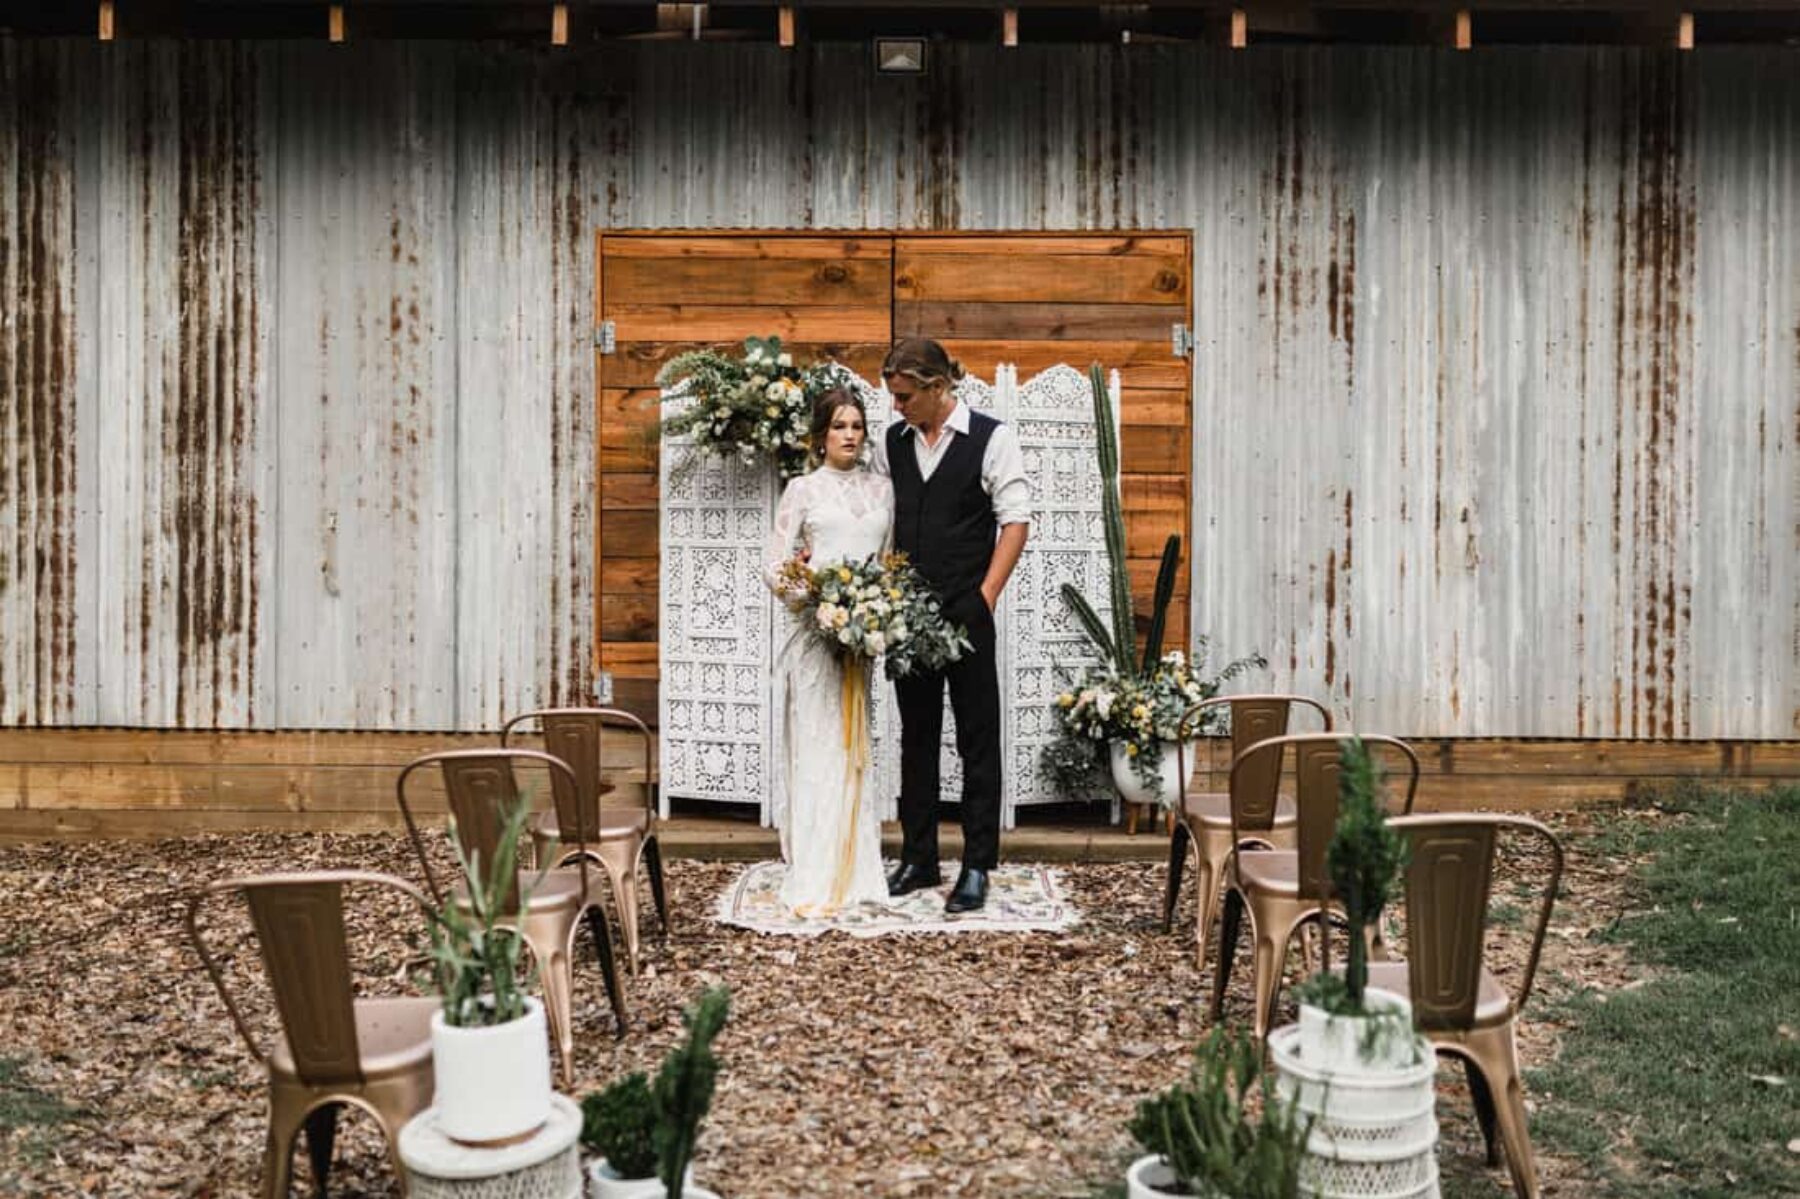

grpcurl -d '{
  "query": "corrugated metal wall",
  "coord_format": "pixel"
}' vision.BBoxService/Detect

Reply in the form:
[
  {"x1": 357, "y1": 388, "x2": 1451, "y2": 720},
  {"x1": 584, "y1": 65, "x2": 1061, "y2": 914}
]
[{"x1": 1, "y1": 41, "x2": 1794, "y2": 735}]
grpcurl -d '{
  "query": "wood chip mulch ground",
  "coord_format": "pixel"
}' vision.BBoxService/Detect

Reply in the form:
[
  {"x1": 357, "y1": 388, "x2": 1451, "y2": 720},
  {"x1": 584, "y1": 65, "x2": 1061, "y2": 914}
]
[{"x1": 0, "y1": 809, "x2": 1648, "y2": 1198}]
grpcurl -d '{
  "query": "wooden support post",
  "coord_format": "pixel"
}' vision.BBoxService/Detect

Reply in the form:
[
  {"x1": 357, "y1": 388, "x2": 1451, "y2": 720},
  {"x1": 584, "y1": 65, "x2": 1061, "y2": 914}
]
[
  {"x1": 97, "y1": 0, "x2": 114, "y2": 40},
  {"x1": 328, "y1": 4, "x2": 345, "y2": 42},
  {"x1": 778, "y1": 5, "x2": 795, "y2": 47},
  {"x1": 1002, "y1": 7, "x2": 1019, "y2": 47},
  {"x1": 1677, "y1": 12, "x2": 1695, "y2": 48},
  {"x1": 1229, "y1": 9, "x2": 1248, "y2": 48},
  {"x1": 552, "y1": 3, "x2": 569, "y2": 45},
  {"x1": 1453, "y1": 9, "x2": 1472, "y2": 49}
]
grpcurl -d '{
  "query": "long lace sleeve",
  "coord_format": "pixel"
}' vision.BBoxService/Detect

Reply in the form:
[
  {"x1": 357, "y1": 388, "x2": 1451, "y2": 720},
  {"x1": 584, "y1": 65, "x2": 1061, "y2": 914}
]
[
  {"x1": 877, "y1": 474, "x2": 896, "y2": 554},
  {"x1": 763, "y1": 476, "x2": 809, "y2": 598}
]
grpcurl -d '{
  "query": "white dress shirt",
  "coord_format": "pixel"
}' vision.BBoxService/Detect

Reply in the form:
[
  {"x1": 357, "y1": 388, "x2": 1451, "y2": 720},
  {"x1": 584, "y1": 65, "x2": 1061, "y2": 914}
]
[{"x1": 870, "y1": 401, "x2": 1033, "y2": 530}]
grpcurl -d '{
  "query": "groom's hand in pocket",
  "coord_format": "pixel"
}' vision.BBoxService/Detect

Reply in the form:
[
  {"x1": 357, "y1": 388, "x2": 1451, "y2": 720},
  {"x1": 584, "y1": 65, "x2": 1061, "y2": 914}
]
[{"x1": 979, "y1": 582, "x2": 998, "y2": 613}]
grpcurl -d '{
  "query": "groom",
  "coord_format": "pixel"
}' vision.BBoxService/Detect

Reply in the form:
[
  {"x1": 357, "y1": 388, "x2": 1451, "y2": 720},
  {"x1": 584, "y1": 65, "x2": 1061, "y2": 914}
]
[{"x1": 872, "y1": 338, "x2": 1031, "y2": 913}]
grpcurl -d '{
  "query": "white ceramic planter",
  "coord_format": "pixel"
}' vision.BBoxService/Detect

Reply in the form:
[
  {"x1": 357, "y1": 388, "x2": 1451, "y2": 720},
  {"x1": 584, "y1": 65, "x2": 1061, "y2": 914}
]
[
  {"x1": 429, "y1": 996, "x2": 553, "y2": 1146},
  {"x1": 1297, "y1": 986, "x2": 1418, "y2": 1074},
  {"x1": 587, "y1": 1160, "x2": 695, "y2": 1199},
  {"x1": 1125, "y1": 1154, "x2": 1187, "y2": 1199},
  {"x1": 1109, "y1": 739, "x2": 1200, "y2": 810}
]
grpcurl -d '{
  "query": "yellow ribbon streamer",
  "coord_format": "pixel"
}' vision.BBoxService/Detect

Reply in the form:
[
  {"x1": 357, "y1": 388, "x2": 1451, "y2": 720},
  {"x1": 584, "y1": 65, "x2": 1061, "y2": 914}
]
[{"x1": 828, "y1": 662, "x2": 870, "y2": 910}]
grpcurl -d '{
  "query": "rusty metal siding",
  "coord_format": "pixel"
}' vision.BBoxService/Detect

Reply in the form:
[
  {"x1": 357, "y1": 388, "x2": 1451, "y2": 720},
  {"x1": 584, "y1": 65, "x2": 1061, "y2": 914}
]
[{"x1": 0, "y1": 42, "x2": 1794, "y2": 736}]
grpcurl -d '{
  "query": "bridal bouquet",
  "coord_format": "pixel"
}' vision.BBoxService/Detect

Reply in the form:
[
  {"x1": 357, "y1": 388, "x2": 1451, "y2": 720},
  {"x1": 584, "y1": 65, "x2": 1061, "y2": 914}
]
[
  {"x1": 774, "y1": 552, "x2": 972, "y2": 680},
  {"x1": 656, "y1": 335, "x2": 843, "y2": 479}
]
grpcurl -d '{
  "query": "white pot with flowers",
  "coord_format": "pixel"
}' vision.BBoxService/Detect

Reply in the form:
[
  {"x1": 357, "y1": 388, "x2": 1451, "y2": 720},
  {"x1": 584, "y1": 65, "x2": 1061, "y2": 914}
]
[
  {"x1": 425, "y1": 802, "x2": 554, "y2": 1146},
  {"x1": 1051, "y1": 365, "x2": 1264, "y2": 828}
]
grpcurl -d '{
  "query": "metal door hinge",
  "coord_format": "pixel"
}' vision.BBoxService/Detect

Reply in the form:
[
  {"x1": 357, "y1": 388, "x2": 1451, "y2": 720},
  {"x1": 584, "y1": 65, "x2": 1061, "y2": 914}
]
[
  {"x1": 594, "y1": 320, "x2": 616, "y2": 354},
  {"x1": 1171, "y1": 322, "x2": 1195, "y2": 359}
]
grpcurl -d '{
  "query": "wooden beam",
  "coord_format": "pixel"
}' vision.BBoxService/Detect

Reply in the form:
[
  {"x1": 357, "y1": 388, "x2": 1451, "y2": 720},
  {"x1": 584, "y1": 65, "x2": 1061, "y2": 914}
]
[
  {"x1": 1002, "y1": 7, "x2": 1019, "y2": 46},
  {"x1": 1229, "y1": 8, "x2": 1248, "y2": 47},
  {"x1": 97, "y1": 1, "x2": 114, "y2": 40},
  {"x1": 1454, "y1": 9, "x2": 1472, "y2": 48},
  {"x1": 778, "y1": 4, "x2": 796, "y2": 46},
  {"x1": 328, "y1": 4, "x2": 345, "y2": 42},
  {"x1": 552, "y1": 3, "x2": 569, "y2": 45},
  {"x1": 1677, "y1": 11, "x2": 1695, "y2": 46}
]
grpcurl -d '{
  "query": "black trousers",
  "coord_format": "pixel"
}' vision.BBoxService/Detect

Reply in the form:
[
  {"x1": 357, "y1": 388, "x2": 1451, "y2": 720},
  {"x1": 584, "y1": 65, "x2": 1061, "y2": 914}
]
[{"x1": 893, "y1": 590, "x2": 1002, "y2": 872}]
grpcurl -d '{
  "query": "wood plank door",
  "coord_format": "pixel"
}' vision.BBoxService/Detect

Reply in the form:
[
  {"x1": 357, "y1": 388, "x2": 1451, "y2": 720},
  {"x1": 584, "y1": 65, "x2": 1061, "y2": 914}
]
[
  {"x1": 595, "y1": 230, "x2": 1192, "y2": 716},
  {"x1": 594, "y1": 233, "x2": 895, "y2": 714},
  {"x1": 893, "y1": 233, "x2": 1193, "y2": 653}
]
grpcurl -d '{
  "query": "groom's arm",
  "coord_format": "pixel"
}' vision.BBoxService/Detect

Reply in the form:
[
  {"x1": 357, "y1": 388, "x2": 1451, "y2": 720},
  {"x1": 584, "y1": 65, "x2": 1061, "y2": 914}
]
[{"x1": 979, "y1": 424, "x2": 1032, "y2": 611}]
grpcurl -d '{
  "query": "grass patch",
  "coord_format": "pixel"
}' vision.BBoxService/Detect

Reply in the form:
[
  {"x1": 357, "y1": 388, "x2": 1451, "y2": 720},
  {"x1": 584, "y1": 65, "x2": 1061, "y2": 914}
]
[
  {"x1": 1529, "y1": 784, "x2": 1800, "y2": 1196},
  {"x1": 0, "y1": 1058, "x2": 80, "y2": 1132}
]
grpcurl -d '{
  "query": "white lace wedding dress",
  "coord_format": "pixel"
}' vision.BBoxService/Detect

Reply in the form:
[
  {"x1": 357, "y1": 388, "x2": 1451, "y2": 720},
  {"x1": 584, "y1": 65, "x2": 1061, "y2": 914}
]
[{"x1": 762, "y1": 464, "x2": 895, "y2": 917}]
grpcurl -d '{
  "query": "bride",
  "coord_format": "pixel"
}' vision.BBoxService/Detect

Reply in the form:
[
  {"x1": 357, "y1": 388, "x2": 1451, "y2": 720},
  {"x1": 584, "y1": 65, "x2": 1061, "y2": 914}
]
[{"x1": 761, "y1": 387, "x2": 894, "y2": 917}]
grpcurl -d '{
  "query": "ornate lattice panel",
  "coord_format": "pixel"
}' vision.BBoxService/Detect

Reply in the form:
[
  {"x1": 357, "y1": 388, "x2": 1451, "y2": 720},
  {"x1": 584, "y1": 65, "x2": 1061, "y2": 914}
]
[
  {"x1": 658, "y1": 393, "x2": 775, "y2": 816},
  {"x1": 659, "y1": 367, "x2": 1113, "y2": 830},
  {"x1": 997, "y1": 366, "x2": 1121, "y2": 824}
]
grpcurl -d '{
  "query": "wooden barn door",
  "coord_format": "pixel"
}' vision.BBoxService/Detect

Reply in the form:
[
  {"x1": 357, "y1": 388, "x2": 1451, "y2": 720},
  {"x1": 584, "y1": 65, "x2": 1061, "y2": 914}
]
[
  {"x1": 593, "y1": 235, "x2": 894, "y2": 715},
  {"x1": 893, "y1": 233, "x2": 1194, "y2": 656},
  {"x1": 594, "y1": 230, "x2": 1192, "y2": 717}
]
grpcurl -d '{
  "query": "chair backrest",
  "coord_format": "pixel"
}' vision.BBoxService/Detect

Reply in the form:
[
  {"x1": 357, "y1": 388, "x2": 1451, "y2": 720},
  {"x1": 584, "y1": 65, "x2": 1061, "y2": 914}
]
[
  {"x1": 1229, "y1": 733, "x2": 1422, "y2": 901},
  {"x1": 185, "y1": 870, "x2": 433, "y2": 1087},
  {"x1": 395, "y1": 749, "x2": 583, "y2": 912},
  {"x1": 501, "y1": 707, "x2": 657, "y2": 841},
  {"x1": 1176, "y1": 694, "x2": 1334, "y2": 825},
  {"x1": 1387, "y1": 814, "x2": 1565, "y2": 1032}
]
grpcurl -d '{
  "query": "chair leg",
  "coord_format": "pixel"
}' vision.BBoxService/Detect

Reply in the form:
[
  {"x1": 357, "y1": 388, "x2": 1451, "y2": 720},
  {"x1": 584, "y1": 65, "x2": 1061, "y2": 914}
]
[
  {"x1": 604, "y1": 862, "x2": 643, "y2": 976},
  {"x1": 1191, "y1": 847, "x2": 1223, "y2": 975},
  {"x1": 302, "y1": 1103, "x2": 340, "y2": 1198},
  {"x1": 1463, "y1": 1055, "x2": 1502, "y2": 1167},
  {"x1": 585, "y1": 905, "x2": 629, "y2": 1036},
  {"x1": 521, "y1": 924, "x2": 577, "y2": 1089},
  {"x1": 1210, "y1": 888, "x2": 1245, "y2": 1022},
  {"x1": 644, "y1": 837, "x2": 670, "y2": 936},
  {"x1": 1161, "y1": 821, "x2": 1189, "y2": 934},
  {"x1": 1463, "y1": 1025, "x2": 1541, "y2": 1199},
  {"x1": 1251, "y1": 908, "x2": 1307, "y2": 1043},
  {"x1": 363, "y1": 1075, "x2": 432, "y2": 1199},
  {"x1": 261, "y1": 1106, "x2": 303, "y2": 1199}
]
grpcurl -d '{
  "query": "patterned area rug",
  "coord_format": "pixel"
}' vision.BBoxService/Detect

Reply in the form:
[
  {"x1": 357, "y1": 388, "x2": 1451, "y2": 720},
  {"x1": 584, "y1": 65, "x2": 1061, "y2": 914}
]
[{"x1": 713, "y1": 860, "x2": 1081, "y2": 937}]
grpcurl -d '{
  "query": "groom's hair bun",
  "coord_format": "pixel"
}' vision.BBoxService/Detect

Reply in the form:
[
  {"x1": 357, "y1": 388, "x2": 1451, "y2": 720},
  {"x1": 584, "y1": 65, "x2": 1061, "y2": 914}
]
[{"x1": 882, "y1": 337, "x2": 963, "y2": 388}]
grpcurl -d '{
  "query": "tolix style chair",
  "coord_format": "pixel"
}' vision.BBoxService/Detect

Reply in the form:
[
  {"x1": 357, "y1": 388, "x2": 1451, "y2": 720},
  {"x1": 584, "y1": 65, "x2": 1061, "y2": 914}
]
[
  {"x1": 1210, "y1": 732, "x2": 1421, "y2": 1043},
  {"x1": 396, "y1": 748, "x2": 628, "y2": 1088},
  {"x1": 1374, "y1": 813, "x2": 1565, "y2": 1199},
  {"x1": 501, "y1": 707, "x2": 669, "y2": 976},
  {"x1": 1163, "y1": 694, "x2": 1333, "y2": 973},
  {"x1": 185, "y1": 869, "x2": 439, "y2": 1199}
]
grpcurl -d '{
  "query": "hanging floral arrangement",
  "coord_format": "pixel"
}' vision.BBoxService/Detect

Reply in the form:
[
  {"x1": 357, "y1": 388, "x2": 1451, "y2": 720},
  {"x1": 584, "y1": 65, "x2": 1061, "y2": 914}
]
[{"x1": 655, "y1": 335, "x2": 846, "y2": 480}]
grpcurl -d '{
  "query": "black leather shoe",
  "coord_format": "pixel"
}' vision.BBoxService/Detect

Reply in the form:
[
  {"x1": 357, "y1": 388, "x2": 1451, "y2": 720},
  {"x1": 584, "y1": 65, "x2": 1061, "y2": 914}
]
[
  {"x1": 944, "y1": 868, "x2": 989, "y2": 914},
  {"x1": 887, "y1": 861, "x2": 942, "y2": 897}
]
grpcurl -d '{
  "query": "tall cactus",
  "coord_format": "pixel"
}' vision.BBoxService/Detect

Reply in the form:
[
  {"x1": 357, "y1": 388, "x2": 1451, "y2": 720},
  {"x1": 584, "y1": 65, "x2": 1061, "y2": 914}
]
[{"x1": 1061, "y1": 363, "x2": 1138, "y2": 677}]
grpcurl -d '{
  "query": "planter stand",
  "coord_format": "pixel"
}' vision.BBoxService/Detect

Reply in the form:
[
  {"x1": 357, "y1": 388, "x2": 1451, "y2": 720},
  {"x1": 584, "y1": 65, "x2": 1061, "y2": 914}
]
[
  {"x1": 1269, "y1": 1024, "x2": 1441, "y2": 1199},
  {"x1": 401, "y1": 1092, "x2": 583, "y2": 1199}
]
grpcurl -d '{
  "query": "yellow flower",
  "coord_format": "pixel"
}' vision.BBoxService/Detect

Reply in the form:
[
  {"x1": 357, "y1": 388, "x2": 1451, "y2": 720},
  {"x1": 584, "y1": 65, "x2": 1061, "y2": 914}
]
[
  {"x1": 888, "y1": 588, "x2": 901, "y2": 600},
  {"x1": 765, "y1": 405, "x2": 780, "y2": 417},
  {"x1": 1056, "y1": 692, "x2": 1075, "y2": 708},
  {"x1": 1131, "y1": 704, "x2": 1149, "y2": 720},
  {"x1": 1125, "y1": 743, "x2": 1139, "y2": 757},
  {"x1": 837, "y1": 567, "x2": 852, "y2": 583}
]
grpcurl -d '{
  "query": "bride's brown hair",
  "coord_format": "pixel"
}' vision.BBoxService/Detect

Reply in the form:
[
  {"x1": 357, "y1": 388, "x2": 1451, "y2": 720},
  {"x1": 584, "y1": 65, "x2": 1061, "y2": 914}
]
[
  {"x1": 880, "y1": 338, "x2": 965, "y2": 389},
  {"x1": 808, "y1": 387, "x2": 867, "y2": 462}
]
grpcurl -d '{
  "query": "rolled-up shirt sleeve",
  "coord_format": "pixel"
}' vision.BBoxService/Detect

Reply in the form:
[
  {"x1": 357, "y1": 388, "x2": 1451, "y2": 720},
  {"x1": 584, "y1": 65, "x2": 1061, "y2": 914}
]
[{"x1": 982, "y1": 422, "x2": 1033, "y2": 529}]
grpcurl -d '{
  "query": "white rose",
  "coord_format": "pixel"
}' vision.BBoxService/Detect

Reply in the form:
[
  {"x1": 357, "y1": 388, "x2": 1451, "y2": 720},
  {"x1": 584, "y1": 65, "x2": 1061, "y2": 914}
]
[
  {"x1": 888, "y1": 621, "x2": 909, "y2": 643},
  {"x1": 766, "y1": 382, "x2": 785, "y2": 401},
  {"x1": 777, "y1": 352, "x2": 793, "y2": 367},
  {"x1": 866, "y1": 632, "x2": 886, "y2": 655},
  {"x1": 816, "y1": 603, "x2": 838, "y2": 629},
  {"x1": 1096, "y1": 694, "x2": 1115, "y2": 720},
  {"x1": 838, "y1": 628, "x2": 854, "y2": 645}
]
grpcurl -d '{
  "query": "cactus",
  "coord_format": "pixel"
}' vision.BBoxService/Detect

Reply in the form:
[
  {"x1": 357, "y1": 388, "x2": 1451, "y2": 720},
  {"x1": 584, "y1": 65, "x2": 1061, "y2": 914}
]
[{"x1": 1061, "y1": 363, "x2": 1183, "y2": 678}]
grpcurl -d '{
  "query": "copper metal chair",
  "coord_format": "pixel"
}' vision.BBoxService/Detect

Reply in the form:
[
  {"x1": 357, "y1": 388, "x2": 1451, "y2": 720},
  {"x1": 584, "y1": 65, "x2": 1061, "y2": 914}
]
[
  {"x1": 1210, "y1": 732, "x2": 1422, "y2": 1042},
  {"x1": 396, "y1": 749, "x2": 628, "y2": 1088},
  {"x1": 1163, "y1": 694, "x2": 1333, "y2": 972},
  {"x1": 1372, "y1": 813, "x2": 1564, "y2": 1199},
  {"x1": 185, "y1": 870, "x2": 438, "y2": 1199},
  {"x1": 501, "y1": 707, "x2": 669, "y2": 976}
]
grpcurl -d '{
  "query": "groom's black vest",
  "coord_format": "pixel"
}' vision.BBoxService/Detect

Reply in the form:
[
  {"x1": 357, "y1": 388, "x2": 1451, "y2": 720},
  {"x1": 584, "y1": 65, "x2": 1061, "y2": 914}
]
[{"x1": 887, "y1": 412, "x2": 1000, "y2": 601}]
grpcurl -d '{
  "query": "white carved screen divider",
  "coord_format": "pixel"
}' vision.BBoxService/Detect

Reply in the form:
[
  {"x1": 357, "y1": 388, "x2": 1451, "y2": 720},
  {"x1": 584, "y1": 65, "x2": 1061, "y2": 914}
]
[{"x1": 660, "y1": 366, "x2": 1117, "y2": 831}]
